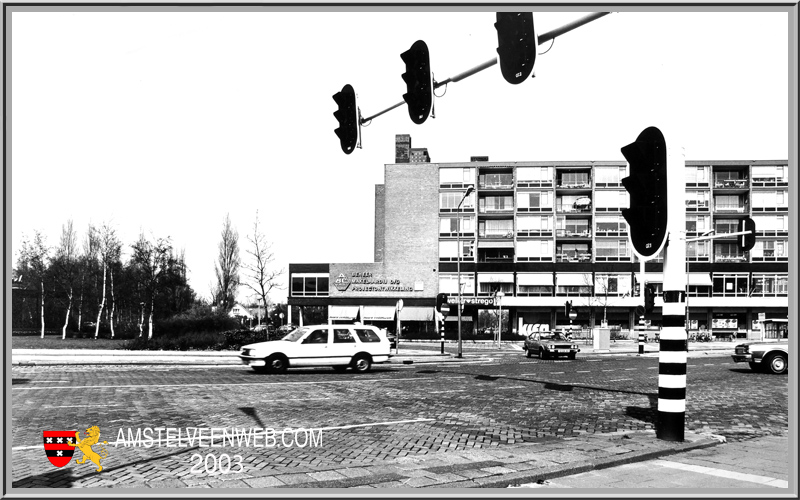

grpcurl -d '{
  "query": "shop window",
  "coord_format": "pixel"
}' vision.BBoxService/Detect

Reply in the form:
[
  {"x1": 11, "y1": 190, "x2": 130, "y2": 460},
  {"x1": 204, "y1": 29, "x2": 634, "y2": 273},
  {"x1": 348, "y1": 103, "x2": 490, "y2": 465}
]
[{"x1": 291, "y1": 274, "x2": 329, "y2": 297}]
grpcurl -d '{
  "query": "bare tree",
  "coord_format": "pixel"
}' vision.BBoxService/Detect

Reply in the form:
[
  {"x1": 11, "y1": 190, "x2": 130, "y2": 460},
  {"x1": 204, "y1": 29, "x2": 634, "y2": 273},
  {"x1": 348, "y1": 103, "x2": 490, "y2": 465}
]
[
  {"x1": 77, "y1": 224, "x2": 100, "y2": 334},
  {"x1": 131, "y1": 232, "x2": 172, "y2": 339},
  {"x1": 18, "y1": 231, "x2": 50, "y2": 338},
  {"x1": 242, "y1": 210, "x2": 284, "y2": 323},
  {"x1": 214, "y1": 213, "x2": 240, "y2": 312},
  {"x1": 53, "y1": 220, "x2": 79, "y2": 339},
  {"x1": 92, "y1": 224, "x2": 121, "y2": 339}
]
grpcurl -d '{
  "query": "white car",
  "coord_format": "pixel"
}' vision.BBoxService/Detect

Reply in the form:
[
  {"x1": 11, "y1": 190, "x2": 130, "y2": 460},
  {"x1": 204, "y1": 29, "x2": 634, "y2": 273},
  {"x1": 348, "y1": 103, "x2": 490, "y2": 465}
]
[
  {"x1": 239, "y1": 324, "x2": 392, "y2": 374},
  {"x1": 732, "y1": 340, "x2": 788, "y2": 374}
]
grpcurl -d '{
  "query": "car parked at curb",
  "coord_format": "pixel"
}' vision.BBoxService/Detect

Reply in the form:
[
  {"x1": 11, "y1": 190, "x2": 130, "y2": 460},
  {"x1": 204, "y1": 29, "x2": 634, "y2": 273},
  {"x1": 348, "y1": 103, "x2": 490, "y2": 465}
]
[
  {"x1": 731, "y1": 340, "x2": 788, "y2": 374},
  {"x1": 524, "y1": 331, "x2": 581, "y2": 360},
  {"x1": 239, "y1": 324, "x2": 391, "y2": 374}
]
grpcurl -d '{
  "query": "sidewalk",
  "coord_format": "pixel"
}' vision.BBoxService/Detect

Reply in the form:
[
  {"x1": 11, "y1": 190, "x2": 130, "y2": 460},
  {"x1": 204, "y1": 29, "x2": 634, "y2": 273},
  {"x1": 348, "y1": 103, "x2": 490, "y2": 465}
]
[{"x1": 143, "y1": 430, "x2": 726, "y2": 489}]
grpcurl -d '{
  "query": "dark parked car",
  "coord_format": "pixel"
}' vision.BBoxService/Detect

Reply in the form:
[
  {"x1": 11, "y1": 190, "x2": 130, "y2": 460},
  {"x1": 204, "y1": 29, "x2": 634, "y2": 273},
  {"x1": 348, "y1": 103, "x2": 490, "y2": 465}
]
[{"x1": 524, "y1": 331, "x2": 580, "y2": 360}]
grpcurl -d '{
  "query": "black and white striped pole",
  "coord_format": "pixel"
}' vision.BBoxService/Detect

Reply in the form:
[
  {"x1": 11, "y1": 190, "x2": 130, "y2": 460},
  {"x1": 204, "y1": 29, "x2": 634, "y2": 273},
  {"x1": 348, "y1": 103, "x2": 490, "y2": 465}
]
[
  {"x1": 657, "y1": 134, "x2": 687, "y2": 442},
  {"x1": 636, "y1": 305, "x2": 646, "y2": 355}
]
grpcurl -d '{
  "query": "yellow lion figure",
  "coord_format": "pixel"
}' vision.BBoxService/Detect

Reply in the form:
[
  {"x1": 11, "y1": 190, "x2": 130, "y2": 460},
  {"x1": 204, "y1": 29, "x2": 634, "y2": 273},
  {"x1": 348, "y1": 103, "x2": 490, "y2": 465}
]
[{"x1": 67, "y1": 426, "x2": 109, "y2": 472}]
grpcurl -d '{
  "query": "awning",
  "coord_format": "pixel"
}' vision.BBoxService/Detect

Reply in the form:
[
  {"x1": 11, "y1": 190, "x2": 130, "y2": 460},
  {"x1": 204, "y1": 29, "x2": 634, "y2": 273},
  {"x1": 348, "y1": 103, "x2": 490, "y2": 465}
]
[
  {"x1": 517, "y1": 273, "x2": 554, "y2": 286},
  {"x1": 329, "y1": 306, "x2": 359, "y2": 321},
  {"x1": 362, "y1": 306, "x2": 396, "y2": 321},
  {"x1": 399, "y1": 307, "x2": 434, "y2": 322},
  {"x1": 556, "y1": 273, "x2": 592, "y2": 287},
  {"x1": 688, "y1": 273, "x2": 712, "y2": 286},
  {"x1": 478, "y1": 240, "x2": 514, "y2": 248},
  {"x1": 478, "y1": 273, "x2": 514, "y2": 284},
  {"x1": 635, "y1": 273, "x2": 663, "y2": 283}
]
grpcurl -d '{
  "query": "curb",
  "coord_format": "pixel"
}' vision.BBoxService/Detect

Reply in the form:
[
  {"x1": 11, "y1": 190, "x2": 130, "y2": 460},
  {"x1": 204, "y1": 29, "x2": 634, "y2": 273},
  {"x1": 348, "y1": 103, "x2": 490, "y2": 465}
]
[{"x1": 437, "y1": 434, "x2": 726, "y2": 488}]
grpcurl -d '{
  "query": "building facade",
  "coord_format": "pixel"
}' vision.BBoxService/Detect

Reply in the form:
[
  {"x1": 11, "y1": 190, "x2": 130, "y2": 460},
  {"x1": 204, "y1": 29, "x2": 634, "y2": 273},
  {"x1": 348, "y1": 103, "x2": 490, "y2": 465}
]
[{"x1": 288, "y1": 135, "x2": 789, "y2": 340}]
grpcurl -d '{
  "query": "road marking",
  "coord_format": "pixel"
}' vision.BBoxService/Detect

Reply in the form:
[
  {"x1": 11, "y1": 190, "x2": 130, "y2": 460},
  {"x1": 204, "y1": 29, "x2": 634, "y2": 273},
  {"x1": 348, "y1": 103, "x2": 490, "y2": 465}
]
[
  {"x1": 11, "y1": 376, "x2": 466, "y2": 391},
  {"x1": 45, "y1": 404, "x2": 122, "y2": 408},
  {"x1": 703, "y1": 363, "x2": 716, "y2": 366},
  {"x1": 260, "y1": 397, "x2": 330, "y2": 403},
  {"x1": 29, "y1": 380, "x2": 69, "y2": 383},
  {"x1": 428, "y1": 390, "x2": 466, "y2": 394},
  {"x1": 12, "y1": 445, "x2": 43, "y2": 451},
  {"x1": 576, "y1": 370, "x2": 591, "y2": 373},
  {"x1": 551, "y1": 372, "x2": 564, "y2": 374},
  {"x1": 497, "y1": 386, "x2": 527, "y2": 390},
  {"x1": 647, "y1": 367, "x2": 658, "y2": 369},
  {"x1": 656, "y1": 460, "x2": 789, "y2": 487},
  {"x1": 624, "y1": 368, "x2": 637, "y2": 371},
  {"x1": 608, "y1": 378, "x2": 632, "y2": 382},
  {"x1": 601, "y1": 369, "x2": 614, "y2": 372}
]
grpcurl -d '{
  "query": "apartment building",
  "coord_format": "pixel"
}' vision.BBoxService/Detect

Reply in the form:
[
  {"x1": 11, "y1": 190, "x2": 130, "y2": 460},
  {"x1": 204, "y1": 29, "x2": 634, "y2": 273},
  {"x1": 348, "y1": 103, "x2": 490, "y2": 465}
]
[{"x1": 288, "y1": 135, "x2": 789, "y2": 340}]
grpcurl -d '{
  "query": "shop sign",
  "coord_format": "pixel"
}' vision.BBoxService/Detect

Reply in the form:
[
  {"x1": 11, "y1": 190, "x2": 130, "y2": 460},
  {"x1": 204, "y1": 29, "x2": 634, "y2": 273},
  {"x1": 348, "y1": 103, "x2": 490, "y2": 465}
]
[
  {"x1": 460, "y1": 297, "x2": 497, "y2": 307},
  {"x1": 334, "y1": 273, "x2": 351, "y2": 291},
  {"x1": 337, "y1": 272, "x2": 413, "y2": 293}
]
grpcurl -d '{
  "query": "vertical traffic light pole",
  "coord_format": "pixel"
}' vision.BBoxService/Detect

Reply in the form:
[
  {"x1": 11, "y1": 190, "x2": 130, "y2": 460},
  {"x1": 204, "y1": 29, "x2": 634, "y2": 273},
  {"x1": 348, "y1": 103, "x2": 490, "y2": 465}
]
[{"x1": 657, "y1": 137, "x2": 687, "y2": 442}]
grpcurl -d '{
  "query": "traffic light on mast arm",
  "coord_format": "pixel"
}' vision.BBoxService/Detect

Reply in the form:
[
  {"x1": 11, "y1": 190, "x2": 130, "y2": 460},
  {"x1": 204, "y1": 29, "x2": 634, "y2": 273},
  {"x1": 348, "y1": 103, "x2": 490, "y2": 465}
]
[
  {"x1": 332, "y1": 84, "x2": 360, "y2": 154},
  {"x1": 621, "y1": 126, "x2": 669, "y2": 259},
  {"x1": 495, "y1": 12, "x2": 538, "y2": 85},
  {"x1": 400, "y1": 40, "x2": 434, "y2": 125},
  {"x1": 644, "y1": 284, "x2": 656, "y2": 314},
  {"x1": 739, "y1": 217, "x2": 756, "y2": 252}
]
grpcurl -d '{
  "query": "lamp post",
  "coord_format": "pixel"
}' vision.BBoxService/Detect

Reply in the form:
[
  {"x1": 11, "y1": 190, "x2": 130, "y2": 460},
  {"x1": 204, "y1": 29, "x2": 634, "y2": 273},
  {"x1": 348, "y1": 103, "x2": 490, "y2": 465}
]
[
  {"x1": 456, "y1": 185, "x2": 475, "y2": 359},
  {"x1": 496, "y1": 291, "x2": 505, "y2": 348}
]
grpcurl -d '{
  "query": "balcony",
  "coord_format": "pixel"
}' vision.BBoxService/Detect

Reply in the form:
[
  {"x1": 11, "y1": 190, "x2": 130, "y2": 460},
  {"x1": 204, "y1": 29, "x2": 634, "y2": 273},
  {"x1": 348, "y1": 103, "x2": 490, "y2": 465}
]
[
  {"x1": 556, "y1": 180, "x2": 592, "y2": 189},
  {"x1": 714, "y1": 203, "x2": 748, "y2": 213},
  {"x1": 714, "y1": 254, "x2": 747, "y2": 263},
  {"x1": 479, "y1": 229, "x2": 514, "y2": 239},
  {"x1": 556, "y1": 252, "x2": 592, "y2": 263},
  {"x1": 556, "y1": 199, "x2": 592, "y2": 213},
  {"x1": 478, "y1": 174, "x2": 514, "y2": 190},
  {"x1": 556, "y1": 229, "x2": 591, "y2": 238},
  {"x1": 714, "y1": 178, "x2": 748, "y2": 189}
]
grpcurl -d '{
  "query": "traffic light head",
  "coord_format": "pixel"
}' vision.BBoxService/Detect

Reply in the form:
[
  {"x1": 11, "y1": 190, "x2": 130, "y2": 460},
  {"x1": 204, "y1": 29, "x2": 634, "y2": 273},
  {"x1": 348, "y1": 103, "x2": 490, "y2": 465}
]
[
  {"x1": 436, "y1": 293, "x2": 449, "y2": 314},
  {"x1": 565, "y1": 300, "x2": 572, "y2": 316},
  {"x1": 621, "y1": 126, "x2": 669, "y2": 259},
  {"x1": 332, "y1": 84, "x2": 359, "y2": 154},
  {"x1": 495, "y1": 12, "x2": 537, "y2": 85},
  {"x1": 739, "y1": 217, "x2": 756, "y2": 252},
  {"x1": 400, "y1": 40, "x2": 433, "y2": 125},
  {"x1": 644, "y1": 284, "x2": 656, "y2": 313}
]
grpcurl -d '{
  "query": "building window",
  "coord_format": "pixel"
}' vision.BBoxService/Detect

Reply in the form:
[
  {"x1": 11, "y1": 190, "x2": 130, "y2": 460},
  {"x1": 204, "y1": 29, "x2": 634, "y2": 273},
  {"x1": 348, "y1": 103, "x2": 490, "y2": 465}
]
[
  {"x1": 686, "y1": 215, "x2": 710, "y2": 233},
  {"x1": 439, "y1": 167, "x2": 475, "y2": 186},
  {"x1": 751, "y1": 165, "x2": 788, "y2": 185},
  {"x1": 687, "y1": 241, "x2": 710, "y2": 261},
  {"x1": 439, "y1": 273, "x2": 475, "y2": 295},
  {"x1": 479, "y1": 173, "x2": 513, "y2": 189},
  {"x1": 517, "y1": 191, "x2": 552, "y2": 211},
  {"x1": 556, "y1": 195, "x2": 592, "y2": 213},
  {"x1": 595, "y1": 215, "x2": 626, "y2": 235},
  {"x1": 291, "y1": 274, "x2": 330, "y2": 297},
  {"x1": 439, "y1": 240, "x2": 474, "y2": 261},
  {"x1": 594, "y1": 166, "x2": 626, "y2": 186},
  {"x1": 714, "y1": 242, "x2": 746, "y2": 263},
  {"x1": 479, "y1": 219, "x2": 514, "y2": 238},
  {"x1": 686, "y1": 190, "x2": 709, "y2": 209},
  {"x1": 752, "y1": 214, "x2": 788, "y2": 235},
  {"x1": 751, "y1": 240, "x2": 788, "y2": 261},
  {"x1": 517, "y1": 239, "x2": 553, "y2": 261},
  {"x1": 440, "y1": 192, "x2": 475, "y2": 211},
  {"x1": 685, "y1": 166, "x2": 710, "y2": 185},
  {"x1": 712, "y1": 273, "x2": 749, "y2": 297},
  {"x1": 556, "y1": 217, "x2": 590, "y2": 237},
  {"x1": 517, "y1": 166, "x2": 553, "y2": 186},
  {"x1": 750, "y1": 274, "x2": 788, "y2": 297},
  {"x1": 714, "y1": 218, "x2": 740, "y2": 235},
  {"x1": 595, "y1": 274, "x2": 632, "y2": 296},
  {"x1": 517, "y1": 215, "x2": 553, "y2": 235},
  {"x1": 518, "y1": 285, "x2": 553, "y2": 296},
  {"x1": 714, "y1": 194, "x2": 747, "y2": 212},
  {"x1": 479, "y1": 196, "x2": 513, "y2": 213},
  {"x1": 713, "y1": 170, "x2": 748, "y2": 188},
  {"x1": 439, "y1": 216, "x2": 474, "y2": 236},
  {"x1": 752, "y1": 190, "x2": 788, "y2": 209},
  {"x1": 478, "y1": 282, "x2": 513, "y2": 294},
  {"x1": 556, "y1": 243, "x2": 591, "y2": 262},
  {"x1": 594, "y1": 190, "x2": 627, "y2": 211},
  {"x1": 595, "y1": 239, "x2": 629, "y2": 261},
  {"x1": 557, "y1": 172, "x2": 591, "y2": 188}
]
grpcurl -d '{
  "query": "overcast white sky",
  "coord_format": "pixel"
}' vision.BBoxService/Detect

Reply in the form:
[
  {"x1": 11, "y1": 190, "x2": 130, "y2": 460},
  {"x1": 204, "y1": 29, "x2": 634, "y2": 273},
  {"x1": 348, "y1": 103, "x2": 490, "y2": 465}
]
[{"x1": 8, "y1": 7, "x2": 791, "y2": 304}]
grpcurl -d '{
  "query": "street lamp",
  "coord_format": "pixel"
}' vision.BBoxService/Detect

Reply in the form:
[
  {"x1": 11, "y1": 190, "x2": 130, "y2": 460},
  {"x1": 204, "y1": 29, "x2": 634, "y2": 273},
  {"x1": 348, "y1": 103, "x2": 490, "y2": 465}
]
[{"x1": 456, "y1": 184, "x2": 475, "y2": 359}]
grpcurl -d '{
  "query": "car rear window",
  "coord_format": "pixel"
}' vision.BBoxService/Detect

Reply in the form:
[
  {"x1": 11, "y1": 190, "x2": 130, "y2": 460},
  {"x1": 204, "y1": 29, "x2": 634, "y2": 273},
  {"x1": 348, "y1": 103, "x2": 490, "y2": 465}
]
[
  {"x1": 354, "y1": 328, "x2": 380, "y2": 343},
  {"x1": 333, "y1": 329, "x2": 356, "y2": 343}
]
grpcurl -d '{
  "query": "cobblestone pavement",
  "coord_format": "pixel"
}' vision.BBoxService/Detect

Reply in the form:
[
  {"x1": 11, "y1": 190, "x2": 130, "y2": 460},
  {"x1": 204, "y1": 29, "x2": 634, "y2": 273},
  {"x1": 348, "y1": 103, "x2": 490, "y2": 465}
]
[{"x1": 10, "y1": 352, "x2": 787, "y2": 488}]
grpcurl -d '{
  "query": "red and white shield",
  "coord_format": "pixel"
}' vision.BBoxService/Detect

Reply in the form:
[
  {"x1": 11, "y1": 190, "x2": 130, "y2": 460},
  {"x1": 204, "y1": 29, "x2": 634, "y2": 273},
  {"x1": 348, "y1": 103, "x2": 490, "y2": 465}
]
[{"x1": 43, "y1": 431, "x2": 77, "y2": 468}]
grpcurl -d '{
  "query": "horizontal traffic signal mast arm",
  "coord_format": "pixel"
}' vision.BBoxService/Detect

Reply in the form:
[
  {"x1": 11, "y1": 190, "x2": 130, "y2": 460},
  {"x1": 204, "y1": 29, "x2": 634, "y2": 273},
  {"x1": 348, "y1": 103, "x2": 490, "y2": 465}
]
[{"x1": 359, "y1": 12, "x2": 611, "y2": 124}]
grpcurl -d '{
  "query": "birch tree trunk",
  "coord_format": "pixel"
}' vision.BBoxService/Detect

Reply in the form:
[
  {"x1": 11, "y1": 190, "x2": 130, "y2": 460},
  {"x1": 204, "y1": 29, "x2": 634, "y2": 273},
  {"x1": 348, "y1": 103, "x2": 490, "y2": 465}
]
[
  {"x1": 109, "y1": 269, "x2": 116, "y2": 338},
  {"x1": 138, "y1": 303, "x2": 145, "y2": 338},
  {"x1": 77, "y1": 275, "x2": 84, "y2": 335},
  {"x1": 148, "y1": 297, "x2": 155, "y2": 339},
  {"x1": 94, "y1": 260, "x2": 107, "y2": 340},
  {"x1": 62, "y1": 286, "x2": 73, "y2": 340}
]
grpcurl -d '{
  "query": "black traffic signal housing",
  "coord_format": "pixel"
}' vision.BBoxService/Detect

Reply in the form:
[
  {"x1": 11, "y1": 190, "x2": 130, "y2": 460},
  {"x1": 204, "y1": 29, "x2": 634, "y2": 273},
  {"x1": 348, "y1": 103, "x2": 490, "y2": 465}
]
[
  {"x1": 564, "y1": 300, "x2": 572, "y2": 316},
  {"x1": 644, "y1": 284, "x2": 656, "y2": 314},
  {"x1": 400, "y1": 40, "x2": 433, "y2": 125},
  {"x1": 436, "y1": 293, "x2": 449, "y2": 314},
  {"x1": 621, "y1": 126, "x2": 669, "y2": 259},
  {"x1": 495, "y1": 12, "x2": 537, "y2": 85},
  {"x1": 332, "y1": 84, "x2": 360, "y2": 154},
  {"x1": 739, "y1": 217, "x2": 756, "y2": 252}
]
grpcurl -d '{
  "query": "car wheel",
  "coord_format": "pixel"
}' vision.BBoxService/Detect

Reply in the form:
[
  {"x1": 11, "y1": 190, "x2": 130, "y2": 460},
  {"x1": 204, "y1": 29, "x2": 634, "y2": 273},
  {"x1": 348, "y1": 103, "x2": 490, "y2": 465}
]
[
  {"x1": 568, "y1": 352, "x2": 576, "y2": 360},
  {"x1": 266, "y1": 354, "x2": 288, "y2": 374},
  {"x1": 526, "y1": 349, "x2": 533, "y2": 358},
  {"x1": 332, "y1": 366, "x2": 348, "y2": 372},
  {"x1": 748, "y1": 362, "x2": 761, "y2": 372},
  {"x1": 351, "y1": 354, "x2": 372, "y2": 373},
  {"x1": 764, "y1": 353, "x2": 788, "y2": 375},
  {"x1": 540, "y1": 348, "x2": 549, "y2": 360}
]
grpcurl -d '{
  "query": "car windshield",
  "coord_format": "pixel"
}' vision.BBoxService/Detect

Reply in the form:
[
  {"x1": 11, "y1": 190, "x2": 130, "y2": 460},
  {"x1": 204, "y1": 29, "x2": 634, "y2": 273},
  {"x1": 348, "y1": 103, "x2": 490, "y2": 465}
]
[
  {"x1": 552, "y1": 333, "x2": 566, "y2": 340},
  {"x1": 281, "y1": 327, "x2": 309, "y2": 342}
]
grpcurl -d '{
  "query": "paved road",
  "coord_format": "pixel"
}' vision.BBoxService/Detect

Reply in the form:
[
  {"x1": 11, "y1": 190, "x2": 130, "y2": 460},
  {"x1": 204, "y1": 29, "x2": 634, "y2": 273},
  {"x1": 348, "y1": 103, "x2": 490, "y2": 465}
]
[{"x1": 11, "y1": 351, "x2": 788, "y2": 488}]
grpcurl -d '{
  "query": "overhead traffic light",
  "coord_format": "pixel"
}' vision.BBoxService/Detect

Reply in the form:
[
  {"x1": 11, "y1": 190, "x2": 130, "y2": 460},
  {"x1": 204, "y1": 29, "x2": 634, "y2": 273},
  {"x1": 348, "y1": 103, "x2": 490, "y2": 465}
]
[
  {"x1": 644, "y1": 284, "x2": 656, "y2": 314},
  {"x1": 436, "y1": 293, "x2": 449, "y2": 314},
  {"x1": 621, "y1": 126, "x2": 669, "y2": 259},
  {"x1": 495, "y1": 12, "x2": 537, "y2": 85},
  {"x1": 400, "y1": 40, "x2": 433, "y2": 124},
  {"x1": 332, "y1": 84, "x2": 360, "y2": 154},
  {"x1": 739, "y1": 217, "x2": 756, "y2": 252}
]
